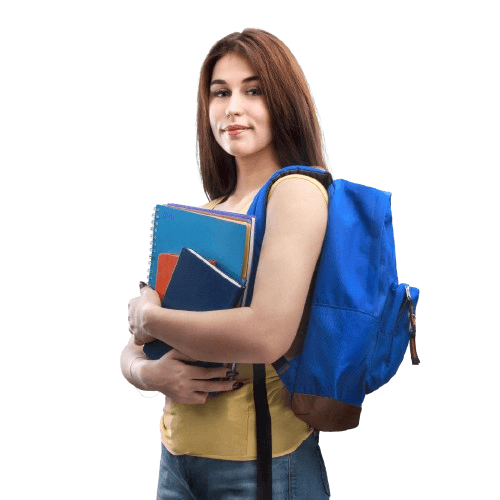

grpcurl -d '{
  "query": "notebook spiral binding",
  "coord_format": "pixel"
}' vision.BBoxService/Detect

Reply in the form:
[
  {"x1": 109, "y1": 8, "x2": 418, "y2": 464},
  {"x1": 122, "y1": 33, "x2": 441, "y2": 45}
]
[{"x1": 147, "y1": 205, "x2": 160, "y2": 287}]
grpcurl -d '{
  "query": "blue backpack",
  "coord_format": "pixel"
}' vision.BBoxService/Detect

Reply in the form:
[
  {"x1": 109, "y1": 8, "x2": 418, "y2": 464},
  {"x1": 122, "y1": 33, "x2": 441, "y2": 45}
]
[{"x1": 242, "y1": 165, "x2": 420, "y2": 499}]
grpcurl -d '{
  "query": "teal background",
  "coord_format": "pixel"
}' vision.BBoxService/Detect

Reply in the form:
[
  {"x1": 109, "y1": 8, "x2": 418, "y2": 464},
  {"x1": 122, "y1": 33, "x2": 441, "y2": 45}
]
[{"x1": 1, "y1": 2, "x2": 497, "y2": 499}]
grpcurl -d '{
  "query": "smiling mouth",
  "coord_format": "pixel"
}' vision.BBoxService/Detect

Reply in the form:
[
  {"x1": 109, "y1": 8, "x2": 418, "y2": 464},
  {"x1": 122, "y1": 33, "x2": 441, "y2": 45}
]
[{"x1": 225, "y1": 128, "x2": 248, "y2": 136}]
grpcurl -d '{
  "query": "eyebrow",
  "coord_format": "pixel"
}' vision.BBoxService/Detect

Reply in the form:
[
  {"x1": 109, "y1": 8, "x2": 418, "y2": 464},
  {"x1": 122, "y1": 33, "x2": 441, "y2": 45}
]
[{"x1": 210, "y1": 76, "x2": 260, "y2": 86}]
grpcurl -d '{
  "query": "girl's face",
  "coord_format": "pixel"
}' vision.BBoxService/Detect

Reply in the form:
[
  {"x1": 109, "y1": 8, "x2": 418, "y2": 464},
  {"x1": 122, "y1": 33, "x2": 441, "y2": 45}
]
[{"x1": 209, "y1": 52, "x2": 274, "y2": 162}]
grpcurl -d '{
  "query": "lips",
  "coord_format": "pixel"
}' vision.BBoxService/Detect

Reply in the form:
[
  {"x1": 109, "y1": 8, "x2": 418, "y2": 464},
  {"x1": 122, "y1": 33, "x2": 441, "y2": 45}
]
[
  {"x1": 224, "y1": 125, "x2": 248, "y2": 131},
  {"x1": 227, "y1": 128, "x2": 248, "y2": 135}
]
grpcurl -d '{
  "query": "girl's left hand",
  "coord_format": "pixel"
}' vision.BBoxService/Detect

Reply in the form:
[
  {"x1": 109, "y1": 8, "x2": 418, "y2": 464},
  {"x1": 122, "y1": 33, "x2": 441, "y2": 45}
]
[{"x1": 128, "y1": 282, "x2": 162, "y2": 345}]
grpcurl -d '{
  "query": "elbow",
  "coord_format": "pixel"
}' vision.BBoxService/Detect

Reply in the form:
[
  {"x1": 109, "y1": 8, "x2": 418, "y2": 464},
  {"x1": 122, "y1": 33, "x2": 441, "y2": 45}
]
[
  {"x1": 120, "y1": 337, "x2": 137, "y2": 382},
  {"x1": 265, "y1": 340, "x2": 290, "y2": 366},
  {"x1": 251, "y1": 308, "x2": 297, "y2": 365},
  {"x1": 262, "y1": 344, "x2": 277, "y2": 366},
  {"x1": 265, "y1": 312, "x2": 303, "y2": 365},
  {"x1": 262, "y1": 324, "x2": 294, "y2": 366},
  {"x1": 120, "y1": 344, "x2": 131, "y2": 382},
  {"x1": 249, "y1": 309, "x2": 276, "y2": 365}
]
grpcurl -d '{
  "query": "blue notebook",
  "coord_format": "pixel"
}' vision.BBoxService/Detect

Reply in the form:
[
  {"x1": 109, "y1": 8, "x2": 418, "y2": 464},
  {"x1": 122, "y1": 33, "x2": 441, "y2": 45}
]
[{"x1": 147, "y1": 203, "x2": 255, "y2": 297}]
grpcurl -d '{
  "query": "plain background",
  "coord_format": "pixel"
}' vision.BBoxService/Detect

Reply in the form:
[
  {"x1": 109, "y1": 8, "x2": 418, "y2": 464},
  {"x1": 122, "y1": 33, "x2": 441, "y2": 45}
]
[{"x1": 1, "y1": 1, "x2": 498, "y2": 499}]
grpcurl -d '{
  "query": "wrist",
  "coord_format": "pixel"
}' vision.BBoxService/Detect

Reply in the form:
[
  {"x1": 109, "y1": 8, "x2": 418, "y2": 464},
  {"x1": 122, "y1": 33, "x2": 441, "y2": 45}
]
[
  {"x1": 138, "y1": 360, "x2": 154, "y2": 391},
  {"x1": 139, "y1": 358, "x2": 161, "y2": 391},
  {"x1": 142, "y1": 302, "x2": 160, "y2": 336},
  {"x1": 130, "y1": 356, "x2": 151, "y2": 391}
]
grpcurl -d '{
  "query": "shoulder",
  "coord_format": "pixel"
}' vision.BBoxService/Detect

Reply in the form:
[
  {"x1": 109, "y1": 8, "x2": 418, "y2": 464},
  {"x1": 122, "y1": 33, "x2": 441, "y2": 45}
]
[
  {"x1": 264, "y1": 171, "x2": 328, "y2": 261},
  {"x1": 267, "y1": 172, "x2": 328, "y2": 206},
  {"x1": 265, "y1": 172, "x2": 328, "y2": 242}
]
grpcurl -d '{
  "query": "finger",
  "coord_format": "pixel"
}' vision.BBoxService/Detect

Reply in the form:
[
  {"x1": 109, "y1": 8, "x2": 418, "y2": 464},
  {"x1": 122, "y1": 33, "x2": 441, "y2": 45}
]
[
  {"x1": 139, "y1": 281, "x2": 153, "y2": 293},
  {"x1": 199, "y1": 378, "x2": 249, "y2": 393},
  {"x1": 189, "y1": 365, "x2": 241, "y2": 380}
]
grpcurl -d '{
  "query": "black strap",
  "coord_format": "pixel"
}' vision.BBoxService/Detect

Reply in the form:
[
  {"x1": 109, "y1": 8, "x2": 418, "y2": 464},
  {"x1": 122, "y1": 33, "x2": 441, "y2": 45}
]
[{"x1": 253, "y1": 363, "x2": 272, "y2": 499}]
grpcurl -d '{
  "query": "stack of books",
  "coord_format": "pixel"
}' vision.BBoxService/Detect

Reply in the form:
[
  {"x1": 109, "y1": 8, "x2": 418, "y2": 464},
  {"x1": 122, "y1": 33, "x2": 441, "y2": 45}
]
[{"x1": 143, "y1": 202, "x2": 256, "y2": 395}]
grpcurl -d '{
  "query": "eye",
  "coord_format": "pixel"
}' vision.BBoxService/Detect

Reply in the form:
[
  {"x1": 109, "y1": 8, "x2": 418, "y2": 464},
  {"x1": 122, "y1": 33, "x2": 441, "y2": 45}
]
[
  {"x1": 211, "y1": 89, "x2": 229, "y2": 98},
  {"x1": 247, "y1": 87, "x2": 262, "y2": 96}
]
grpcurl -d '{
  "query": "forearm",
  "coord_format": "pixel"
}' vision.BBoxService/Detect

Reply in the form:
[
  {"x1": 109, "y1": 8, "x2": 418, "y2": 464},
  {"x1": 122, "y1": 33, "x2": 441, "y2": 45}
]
[
  {"x1": 120, "y1": 338, "x2": 154, "y2": 391},
  {"x1": 144, "y1": 305, "x2": 271, "y2": 364}
]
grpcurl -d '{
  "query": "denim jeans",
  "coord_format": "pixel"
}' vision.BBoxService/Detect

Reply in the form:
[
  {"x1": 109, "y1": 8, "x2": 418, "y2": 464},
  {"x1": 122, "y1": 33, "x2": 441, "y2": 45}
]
[{"x1": 156, "y1": 430, "x2": 330, "y2": 499}]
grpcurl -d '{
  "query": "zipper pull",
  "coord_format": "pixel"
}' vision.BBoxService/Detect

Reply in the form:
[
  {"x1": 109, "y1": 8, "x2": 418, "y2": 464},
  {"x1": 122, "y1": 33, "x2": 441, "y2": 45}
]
[{"x1": 405, "y1": 285, "x2": 420, "y2": 365}]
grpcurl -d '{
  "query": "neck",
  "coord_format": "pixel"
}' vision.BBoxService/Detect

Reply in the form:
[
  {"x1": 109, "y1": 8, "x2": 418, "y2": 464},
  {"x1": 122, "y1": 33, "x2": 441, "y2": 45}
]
[{"x1": 231, "y1": 148, "x2": 281, "y2": 201}]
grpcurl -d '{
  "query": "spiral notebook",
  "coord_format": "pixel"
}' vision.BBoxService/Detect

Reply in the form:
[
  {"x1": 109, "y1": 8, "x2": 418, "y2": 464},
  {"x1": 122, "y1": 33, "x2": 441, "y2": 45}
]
[{"x1": 147, "y1": 203, "x2": 256, "y2": 296}]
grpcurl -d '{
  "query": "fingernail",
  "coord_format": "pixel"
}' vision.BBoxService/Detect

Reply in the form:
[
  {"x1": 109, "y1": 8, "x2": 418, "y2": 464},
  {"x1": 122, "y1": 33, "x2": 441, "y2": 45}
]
[
  {"x1": 226, "y1": 371, "x2": 239, "y2": 377},
  {"x1": 139, "y1": 281, "x2": 147, "y2": 289},
  {"x1": 233, "y1": 382, "x2": 244, "y2": 390}
]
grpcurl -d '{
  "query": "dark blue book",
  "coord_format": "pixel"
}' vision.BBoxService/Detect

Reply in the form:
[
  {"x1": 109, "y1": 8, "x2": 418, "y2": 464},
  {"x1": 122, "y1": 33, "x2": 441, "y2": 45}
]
[{"x1": 143, "y1": 246, "x2": 245, "y2": 365}]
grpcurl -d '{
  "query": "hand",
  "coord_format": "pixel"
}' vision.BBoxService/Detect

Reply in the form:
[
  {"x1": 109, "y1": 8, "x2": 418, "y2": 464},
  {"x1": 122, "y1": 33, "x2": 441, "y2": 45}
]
[
  {"x1": 143, "y1": 349, "x2": 247, "y2": 405},
  {"x1": 128, "y1": 282, "x2": 161, "y2": 346}
]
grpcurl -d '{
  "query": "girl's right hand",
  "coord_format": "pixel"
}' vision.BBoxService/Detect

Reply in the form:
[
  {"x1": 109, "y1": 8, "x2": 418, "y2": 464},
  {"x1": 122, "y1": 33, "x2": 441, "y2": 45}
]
[{"x1": 142, "y1": 349, "x2": 247, "y2": 405}]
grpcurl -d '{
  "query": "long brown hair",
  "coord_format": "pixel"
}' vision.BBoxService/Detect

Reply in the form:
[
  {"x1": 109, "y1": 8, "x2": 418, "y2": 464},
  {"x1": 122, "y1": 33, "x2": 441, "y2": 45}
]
[{"x1": 197, "y1": 28, "x2": 329, "y2": 201}]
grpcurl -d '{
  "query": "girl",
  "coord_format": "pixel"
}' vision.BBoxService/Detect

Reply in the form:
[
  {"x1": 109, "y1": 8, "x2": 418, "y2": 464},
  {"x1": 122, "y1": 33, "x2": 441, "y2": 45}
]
[{"x1": 123, "y1": 28, "x2": 331, "y2": 499}]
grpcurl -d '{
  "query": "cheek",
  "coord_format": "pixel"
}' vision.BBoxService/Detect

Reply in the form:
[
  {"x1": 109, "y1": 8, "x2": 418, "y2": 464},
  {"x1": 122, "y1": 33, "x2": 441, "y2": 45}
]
[
  {"x1": 209, "y1": 105, "x2": 228, "y2": 151},
  {"x1": 208, "y1": 105, "x2": 215, "y2": 126},
  {"x1": 208, "y1": 107, "x2": 219, "y2": 137},
  {"x1": 261, "y1": 111, "x2": 272, "y2": 137},
  {"x1": 257, "y1": 105, "x2": 272, "y2": 140}
]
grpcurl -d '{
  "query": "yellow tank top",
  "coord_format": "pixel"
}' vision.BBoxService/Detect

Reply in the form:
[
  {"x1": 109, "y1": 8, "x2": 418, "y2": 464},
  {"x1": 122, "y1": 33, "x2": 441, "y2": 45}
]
[{"x1": 160, "y1": 174, "x2": 329, "y2": 460}]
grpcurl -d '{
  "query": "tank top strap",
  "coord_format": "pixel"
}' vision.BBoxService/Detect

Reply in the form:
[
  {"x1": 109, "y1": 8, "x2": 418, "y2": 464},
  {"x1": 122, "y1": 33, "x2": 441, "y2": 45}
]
[
  {"x1": 205, "y1": 196, "x2": 225, "y2": 210},
  {"x1": 267, "y1": 174, "x2": 329, "y2": 205},
  {"x1": 242, "y1": 200, "x2": 253, "y2": 214}
]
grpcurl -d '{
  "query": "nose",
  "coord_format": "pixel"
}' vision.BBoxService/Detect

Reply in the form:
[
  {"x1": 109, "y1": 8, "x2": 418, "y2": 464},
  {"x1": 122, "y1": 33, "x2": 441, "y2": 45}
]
[{"x1": 226, "y1": 92, "x2": 244, "y2": 117}]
